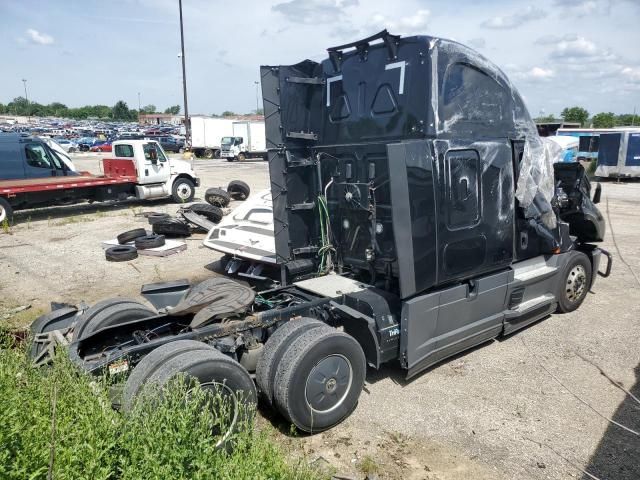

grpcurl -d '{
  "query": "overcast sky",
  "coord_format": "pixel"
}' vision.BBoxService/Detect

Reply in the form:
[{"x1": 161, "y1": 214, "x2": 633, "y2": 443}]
[{"x1": 1, "y1": 0, "x2": 639, "y2": 118}]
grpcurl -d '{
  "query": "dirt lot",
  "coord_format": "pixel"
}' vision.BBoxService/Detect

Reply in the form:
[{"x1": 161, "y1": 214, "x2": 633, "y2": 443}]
[{"x1": 1, "y1": 154, "x2": 638, "y2": 480}]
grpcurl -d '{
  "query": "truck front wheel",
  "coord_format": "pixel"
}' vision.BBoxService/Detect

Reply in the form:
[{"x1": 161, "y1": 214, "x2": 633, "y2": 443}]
[
  {"x1": 0, "y1": 198, "x2": 13, "y2": 225},
  {"x1": 237, "y1": 153, "x2": 246, "y2": 162},
  {"x1": 171, "y1": 177, "x2": 195, "y2": 203},
  {"x1": 556, "y1": 251, "x2": 592, "y2": 313}
]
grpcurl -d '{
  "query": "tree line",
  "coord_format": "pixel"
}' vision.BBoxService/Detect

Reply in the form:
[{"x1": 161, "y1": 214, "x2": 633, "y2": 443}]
[
  {"x1": 0, "y1": 97, "x2": 181, "y2": 121},
  {"x1": 536, "y1": 106, "x2": 638, "y2": 128}
]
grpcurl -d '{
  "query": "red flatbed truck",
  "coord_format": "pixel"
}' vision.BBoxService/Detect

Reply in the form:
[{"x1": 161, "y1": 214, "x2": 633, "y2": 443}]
[{"x1": 0, "y1": 134, "x2": 200, "y2": 223}]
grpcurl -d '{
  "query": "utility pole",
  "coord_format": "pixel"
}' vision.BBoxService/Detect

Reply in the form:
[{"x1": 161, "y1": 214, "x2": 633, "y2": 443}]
[
  {"x1": 138, "y1": 92, "x2": 141, "y2": 112},
  {"x1": 22, "y1": 79, "x2": 29, "y2": 120},
  {"x1": 254, "y1": 81, "x2": 260, "y2": 115},
  {"x1": 178, "y1": 0, "x2": 190, "y2": 149}
]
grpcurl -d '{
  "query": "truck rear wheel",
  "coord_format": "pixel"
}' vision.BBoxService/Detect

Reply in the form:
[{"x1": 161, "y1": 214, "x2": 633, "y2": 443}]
[
  {"x1": 556, "y1": 251, "x2": 592, "y2": 313},
  {"x1": 0, "y1": 197, "x2": 13, "y2": 224},
  {"x1": 204, "y1": 149, "x2": 214, "y2": 159},
  {"x1": 122, "y1": 339, "x2": 216, "y2": 411},
  {"x1": 273, "y1": 328, "x2": 366, "y2": 432},
  {"x1": 256, "y1": 318, "x2": 329, "y2": 405},
  {"x1": 124, "y1": 344, "x2": 257, "y2": 450},
  {"x1": 171, "y1": 177, "x2": 195, "y2": 203}
]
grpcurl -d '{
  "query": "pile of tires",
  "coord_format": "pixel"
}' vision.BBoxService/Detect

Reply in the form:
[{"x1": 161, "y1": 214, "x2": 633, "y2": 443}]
[
  {"x1": 204, "y1": 180, "x2": 250, "y2": 207},
  {"x1": 106, "y1": 229, "x2": 166, "y2": 261}
]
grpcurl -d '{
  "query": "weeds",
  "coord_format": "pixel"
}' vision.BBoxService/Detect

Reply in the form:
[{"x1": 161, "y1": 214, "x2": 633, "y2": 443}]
[
  {"x1": 2, "y1": 217, "x2": 11, "y2": 234},
  {"x1": 0, "y1": 338, "x2": 324, "y2": 480},
  {"x1": 358, "y1": 455, "x2": 380, "y2": 476}
]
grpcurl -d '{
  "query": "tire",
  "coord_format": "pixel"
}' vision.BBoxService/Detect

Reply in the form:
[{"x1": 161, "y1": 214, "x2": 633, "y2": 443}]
[
  {"x1": 171, "y1": 177, "x2": 195, "y2": 203},
  {"x1": 227, "y1": 180, "x2": 250, "y2": 200},
  {"x1": 127, "y1": 347, "x2": 257, "y2": 449},
  {"x1": 213, "y1": 149, "x2": 221, "y2": 159},
  {"x1": 117, "y1": 228, "x2": 148, "y2": 244},
  {"x1": 74, "y1": 298, "x2": 155, "y2": 341},
  {"x1": 147, "y1": 212, "x2": 171, "y2": 225},
  {"x1": 152, "y1": 219, "x2": 191, "y2": 237},
  {"x1": 135, "y1": 234, "x2": 166, "y2": 249},
  {"x1": 556, "y1": 251, "x2": 592, "y2": 313},
  {"x1": 204, "y1": 149, "x2": 214, "y2": 159},
  {"x1": 204, "y1": 187, "x2": 231, "y2": 207},
  {"x1": 273, "y1": 328, "x2": 366, "y2": 433},
  {"x1": 188, "y1": 203, "x2": 223, "y2": 223},
  {"x1": 106, "y1": 245, "x2": 138, "y2": 262},
  {"x1": 122, "y1": 339, "x2": 216, "y2": 411},
  {"x1": 237, "y1": 153, "x2": 246, "y2": 162},
  {"x1": 0, "y1": 197, "x2": 14, "y2": 224},
  {"x1": 256, "y1": 318, "x2": 329, "y2": 405}
]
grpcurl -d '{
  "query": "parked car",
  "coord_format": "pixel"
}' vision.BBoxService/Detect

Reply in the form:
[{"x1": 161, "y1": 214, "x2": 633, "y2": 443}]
[
  {"x1": 146, "y1": 136, "x2": 184, "y2": 153},
  {"x1": 90, "y1": 142, "x2": 112, "y2": 153},
  {"x1": 53, "y1": 138, "x2": 78, "y2": 153}
]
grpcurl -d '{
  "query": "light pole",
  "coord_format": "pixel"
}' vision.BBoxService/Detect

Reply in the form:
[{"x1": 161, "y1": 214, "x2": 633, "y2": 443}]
[
  {"x1": 138, "y1": 92, "x2": 141, "y2": 111},
  {"x1": 22, "y1": 79, "x2": 29, "y2": 120},
  {"x1": 178, "y1": 0, "x2": 191, "y2": 150},
  {"x1": 254, "y1": 81, "x2": 260, "y2": 115}
]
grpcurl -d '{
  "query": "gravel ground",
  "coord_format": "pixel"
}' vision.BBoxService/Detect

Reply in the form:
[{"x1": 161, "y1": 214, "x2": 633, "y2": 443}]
[{"x1": 1, "y1": 154, "x2": 638, "y2": 479}]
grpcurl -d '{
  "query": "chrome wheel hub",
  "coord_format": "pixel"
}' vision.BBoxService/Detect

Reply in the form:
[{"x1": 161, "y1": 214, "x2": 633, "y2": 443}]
[{"x1": 565, "y1": 264, "x2": 587, "y2": 302}]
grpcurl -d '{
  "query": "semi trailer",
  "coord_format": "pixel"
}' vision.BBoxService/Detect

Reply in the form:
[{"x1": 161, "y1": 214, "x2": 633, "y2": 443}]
[{"x1": 31, "y1": 31, "x2": 611, "y2": 440}]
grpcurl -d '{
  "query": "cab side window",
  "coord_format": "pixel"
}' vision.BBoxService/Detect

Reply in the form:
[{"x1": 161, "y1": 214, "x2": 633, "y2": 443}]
[
  {"x1": 114, "y1": 144, "x2": 134, "y2": 157},
  {"x1": 25, "y1": 143, "x2": 55, "y2": 169}
]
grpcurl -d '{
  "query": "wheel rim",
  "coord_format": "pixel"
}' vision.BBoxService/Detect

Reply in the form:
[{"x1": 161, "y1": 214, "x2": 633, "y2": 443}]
[
  {"x1": 193, "y1": 381, "x2": 240, "y2": 449},
  {"x1": 0, "y1": 205, "x2": 6, "y2": 222},
  {"x1": 305, "y1": 354, "x2": 353, "y2": 414},
  {"x1": 176, "y1": 182, "x2": 192, "y2": 201},
  {"x1": 565, "y1": 264, "x2": 587, "y2": 303},
  {"x1": 238, "y1": 154, "x2": 245, "y2": 161}
]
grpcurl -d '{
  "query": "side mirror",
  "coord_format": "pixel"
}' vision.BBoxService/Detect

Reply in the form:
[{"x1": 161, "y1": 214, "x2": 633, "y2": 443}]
[{"x1": 593, "y1": 183, "x2": 602, "y2": 204}]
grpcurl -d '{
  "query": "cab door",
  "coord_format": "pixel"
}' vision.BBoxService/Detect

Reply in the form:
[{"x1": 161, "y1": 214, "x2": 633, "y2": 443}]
[
  {"x1": 139, "y1": 142, "x2": 168, "y2": 185},
  {"x1": 23, "y1": 142, "x2": 59, "y2": 178}
]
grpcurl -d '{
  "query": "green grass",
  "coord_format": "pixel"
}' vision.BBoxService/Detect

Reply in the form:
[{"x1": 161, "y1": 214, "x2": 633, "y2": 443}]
[{"x1": 0, "y1": 333, "x2": 323, "y2": 480}]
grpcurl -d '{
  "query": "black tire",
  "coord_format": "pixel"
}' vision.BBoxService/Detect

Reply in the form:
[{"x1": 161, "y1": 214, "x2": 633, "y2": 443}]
[
  {"x1": 117, "y1": 228, "x2": 147, "y2": 244},
  {"x1": 147, "y1": 212, "x2": 171, "y2": 225},
  {"x1": 227, "y1": 180, "x2": 250, "y2": 200},
  {"x1": 237, "y1": 153, "x2": 246, "y2": 162},
  {"x1": 556, "y1": 251, "x2": 592, "y2": 313},
  {"x1": 273, "y1": 328, "x2": 366, "y2": 433},
  {"x1": 204, "y1": 187, "x2": 231, "y2": 207},
  {"x1": 171, "y1": 177, "x2": 195, "y2": 203},
  {"x1": 122, "y1": 339, "x2": 216, "y2": 411},
  {"x1": 188, "y1": 203, "x2": 223, "y2": 223},
  {"x1": 204, "y1": 149, "x2": 214, "y2": 159},
  {"x1": 106, "y1": 245, "x2": 138, "y2": 262},
  {"x1": 129, "y1": 347, "x2": 257, "y2": 449},
  {"x1": 74, "y1": 299, "x2": 155, "y2": 341},
  {"x1": 213, "y1": 149, "x2": 221, "y2": 159},
  {"x1": 256, "y1": 318, "x2": 329, "y2": 405},
  {"x1": 135, "y1": 234, "x2": 166, "y2": 249},
  {"x1": 152, "y1": 219, "x2": 191, "y2": 237},
  {"x1": 0, "y1": 197, "x2": 13, "y2": 225}
]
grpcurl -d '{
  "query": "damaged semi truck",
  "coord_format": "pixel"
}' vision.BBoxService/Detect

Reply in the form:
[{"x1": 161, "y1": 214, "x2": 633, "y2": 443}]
[{"x1": 31, "y1": 31, "x2": 611, "y2": 436}]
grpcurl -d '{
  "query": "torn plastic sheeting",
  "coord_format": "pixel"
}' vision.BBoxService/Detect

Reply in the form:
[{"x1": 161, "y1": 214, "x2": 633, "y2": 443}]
[{"x1": 515, "y1": 136, "x2": 564, "y2": 229}]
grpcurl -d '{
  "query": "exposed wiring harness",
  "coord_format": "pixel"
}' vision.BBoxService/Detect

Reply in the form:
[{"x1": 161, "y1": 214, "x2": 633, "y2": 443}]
[{"x1": 317, "y1": 194, "x2": 335, "y2": 274}]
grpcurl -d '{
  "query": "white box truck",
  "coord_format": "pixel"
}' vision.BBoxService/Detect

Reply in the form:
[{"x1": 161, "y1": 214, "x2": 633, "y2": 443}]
[
  {"x1": 190, "y1": 116, "x2": 234, "y2": 159},
  {"x1": 220, "y1": 121, "x2": 267, "y2": 162}
]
